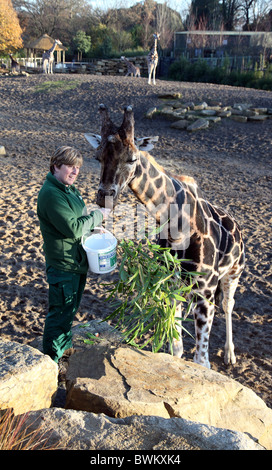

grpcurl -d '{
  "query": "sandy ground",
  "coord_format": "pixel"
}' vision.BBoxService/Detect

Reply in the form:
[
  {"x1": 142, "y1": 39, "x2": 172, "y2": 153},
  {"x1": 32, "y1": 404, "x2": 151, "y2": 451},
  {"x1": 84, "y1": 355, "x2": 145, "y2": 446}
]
[{"x1": 0, "y1": 74, "x2": 271, "y2": 409}]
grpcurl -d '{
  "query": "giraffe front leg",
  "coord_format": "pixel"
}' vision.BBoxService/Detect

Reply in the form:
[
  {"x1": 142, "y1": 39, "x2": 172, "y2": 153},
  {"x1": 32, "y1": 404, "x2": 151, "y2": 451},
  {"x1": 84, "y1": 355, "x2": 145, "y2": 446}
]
[
  {"x1": 153, "y1": 67, "x2": 156, "y2": 85},
  {"x1": 168, "y1": 303, "x2": 183, "y2": 357}
]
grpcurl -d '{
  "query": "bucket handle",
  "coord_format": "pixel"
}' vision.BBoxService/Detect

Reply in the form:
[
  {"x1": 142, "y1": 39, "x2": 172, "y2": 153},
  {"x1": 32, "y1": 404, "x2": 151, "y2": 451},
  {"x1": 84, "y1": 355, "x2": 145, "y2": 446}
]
[{"x1": 81, "y1": 226, "x2": 112, "y2": 248}]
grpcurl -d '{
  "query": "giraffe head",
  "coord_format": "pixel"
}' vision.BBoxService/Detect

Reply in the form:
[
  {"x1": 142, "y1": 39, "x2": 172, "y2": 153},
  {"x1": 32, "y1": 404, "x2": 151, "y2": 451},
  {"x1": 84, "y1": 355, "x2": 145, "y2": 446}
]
[
  {"x1": 85, "y1": 104, "x2": 158, "y2": 208},
  {"x1": 55, "y1": 39, "x2": 62, "y2": 45},
  {"x1": 153, "y1": 32, "x2": 160, "y2": 41}
]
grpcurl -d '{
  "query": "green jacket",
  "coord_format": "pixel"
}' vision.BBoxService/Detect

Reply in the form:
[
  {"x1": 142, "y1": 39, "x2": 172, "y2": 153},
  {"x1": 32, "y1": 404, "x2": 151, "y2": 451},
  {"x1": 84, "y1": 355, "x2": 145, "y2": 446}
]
[{"x1": 37, "y1": 172, "x2": 103, "y2": 274}]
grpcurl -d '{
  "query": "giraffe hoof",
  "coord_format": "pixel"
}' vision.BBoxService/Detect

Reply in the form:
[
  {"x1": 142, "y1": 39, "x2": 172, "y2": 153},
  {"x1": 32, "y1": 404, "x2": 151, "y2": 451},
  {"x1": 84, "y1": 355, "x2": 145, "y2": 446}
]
[
  {"x1": 224, "y1": 352, "x2": 236, "y2": 365},
  {"x1": 224, "y1": 345, "x2": 236, "y2": 365},
  {"x1": 169, "y1": 340, "x2": 183, "y2": 358}
]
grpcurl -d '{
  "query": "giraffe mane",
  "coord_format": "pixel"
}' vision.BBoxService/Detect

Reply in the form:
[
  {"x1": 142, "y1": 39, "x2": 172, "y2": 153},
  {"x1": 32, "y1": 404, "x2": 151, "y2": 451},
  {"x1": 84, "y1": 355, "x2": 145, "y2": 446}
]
[
  {"x1": 175, "y1": 174, "x2": 197, "y2": 185},
  {"x1": 144, "y1": 152, "x2": 165, "y2": 173}
]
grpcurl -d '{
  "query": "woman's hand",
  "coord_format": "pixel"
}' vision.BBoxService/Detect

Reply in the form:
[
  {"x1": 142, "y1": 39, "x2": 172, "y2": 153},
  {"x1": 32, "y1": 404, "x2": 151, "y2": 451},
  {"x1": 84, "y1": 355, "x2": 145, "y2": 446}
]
[{"x1": 99, "y1": 208, "x2": 112, "y2": 220}]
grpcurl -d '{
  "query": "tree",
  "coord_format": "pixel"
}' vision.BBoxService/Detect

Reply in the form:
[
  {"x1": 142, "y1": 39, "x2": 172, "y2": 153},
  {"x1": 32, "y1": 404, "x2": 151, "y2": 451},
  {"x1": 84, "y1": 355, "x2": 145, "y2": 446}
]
[
  {"x1": 155, "y1": 1, "x2": 184, "y2": 50},
  {"x1": 72, "y1": 30, "x2": 91, "y2": 60},
  {"x1": 221, "y1": 0, "x2": 241, "y2": 29},
  {"x1": 0, "y1": 0, "x2": 23, "y2": 53},
  {"x1": 13, "y1": 0, "x2": 92, "y2": 44}
]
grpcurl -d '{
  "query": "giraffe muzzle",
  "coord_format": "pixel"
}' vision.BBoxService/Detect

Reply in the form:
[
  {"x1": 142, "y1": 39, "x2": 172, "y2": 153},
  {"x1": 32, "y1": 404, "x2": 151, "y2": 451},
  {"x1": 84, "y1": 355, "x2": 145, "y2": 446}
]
[{"x1": 96, "y1": 188, "x2": 117, "y2": 208}]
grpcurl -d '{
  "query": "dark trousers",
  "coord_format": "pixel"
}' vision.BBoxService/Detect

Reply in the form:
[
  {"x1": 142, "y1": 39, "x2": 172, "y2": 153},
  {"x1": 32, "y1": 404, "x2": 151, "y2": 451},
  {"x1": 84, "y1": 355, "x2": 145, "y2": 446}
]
[{"x1": 43, "y1": 266, "x2": 87, "y2": 363}]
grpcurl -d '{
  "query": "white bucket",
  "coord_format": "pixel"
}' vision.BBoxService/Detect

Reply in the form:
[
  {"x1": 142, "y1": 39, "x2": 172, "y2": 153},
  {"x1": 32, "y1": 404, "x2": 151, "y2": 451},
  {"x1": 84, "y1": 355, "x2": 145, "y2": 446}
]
[{"x1": 82, "y1": 228, "x2": 117, "y2": 274}]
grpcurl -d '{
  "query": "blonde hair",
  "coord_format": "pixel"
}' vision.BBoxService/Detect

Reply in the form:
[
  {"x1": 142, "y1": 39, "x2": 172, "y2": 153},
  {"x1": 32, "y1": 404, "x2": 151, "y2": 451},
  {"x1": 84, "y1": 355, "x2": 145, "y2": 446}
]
[{"x1": 50, "y1": 146, "x2": 83, "y2": 174}]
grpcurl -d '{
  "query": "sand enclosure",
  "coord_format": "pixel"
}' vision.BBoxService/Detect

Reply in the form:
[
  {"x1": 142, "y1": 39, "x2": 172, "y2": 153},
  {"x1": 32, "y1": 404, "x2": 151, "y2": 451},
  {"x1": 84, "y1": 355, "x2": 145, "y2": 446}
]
[{"x1": 0, "y1": 74, "x2": 271, "y2": 408}]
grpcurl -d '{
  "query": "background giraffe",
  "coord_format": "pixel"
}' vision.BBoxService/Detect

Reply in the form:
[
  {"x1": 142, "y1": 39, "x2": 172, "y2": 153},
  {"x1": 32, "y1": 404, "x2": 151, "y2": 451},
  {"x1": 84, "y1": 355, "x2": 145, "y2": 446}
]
[
  {"x1": 121, "y1": 56, "x2": 141, "y2": 77},
  {"x1": 42, "y1": 39, "x2": 62, "y2": 74},
  {"x1": 85, "y1": 104, "x2": 245, "y2": 369},
  {"x1": 147, "y1": 32, "x2": 160, "y2": 85},
  {"x1": 9, "y1": 54, "x2": 20, "y2": 72}
]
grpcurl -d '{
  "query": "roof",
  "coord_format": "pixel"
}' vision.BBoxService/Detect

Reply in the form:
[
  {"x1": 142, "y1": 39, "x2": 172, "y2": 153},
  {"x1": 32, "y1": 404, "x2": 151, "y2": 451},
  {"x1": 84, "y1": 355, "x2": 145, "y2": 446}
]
[{"x1": 25, "y1": 34, "x2": 67, "y2": 51}]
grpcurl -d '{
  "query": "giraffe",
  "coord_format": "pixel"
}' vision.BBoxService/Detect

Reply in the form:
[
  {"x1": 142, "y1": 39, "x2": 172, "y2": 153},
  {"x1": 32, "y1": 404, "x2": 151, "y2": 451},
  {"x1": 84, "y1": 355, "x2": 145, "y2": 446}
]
[
  {"x1": 147, "y1": 32, "x2": 160, "y2": 85},
  {"x1": 42, "y1": 39, "x2": 62, "y2": 74},
  {"x1": 9, "y1": 54, "x2": 20, "y2": 72},
  {"x1": 85, "y1": 104, "x2": 245, "y2": 369},
  {"x1": 121, "y1": 56, "x2": 141, "y2": 77}
]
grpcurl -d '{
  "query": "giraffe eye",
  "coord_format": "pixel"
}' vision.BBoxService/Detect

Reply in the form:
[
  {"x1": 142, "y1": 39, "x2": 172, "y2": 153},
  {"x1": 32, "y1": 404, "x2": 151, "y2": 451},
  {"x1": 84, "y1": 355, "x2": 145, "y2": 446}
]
[{"x1": 127, "y1": 159, "x2": 136, "y2": 165}]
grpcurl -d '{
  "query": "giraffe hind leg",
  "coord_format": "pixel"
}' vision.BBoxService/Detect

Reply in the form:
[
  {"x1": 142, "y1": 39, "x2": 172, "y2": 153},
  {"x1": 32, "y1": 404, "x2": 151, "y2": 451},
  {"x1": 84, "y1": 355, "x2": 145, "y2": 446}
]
[
  {"x1": 221, "y1": 271, "x2": 241, "y2": 365},
  {"x1": 193, "y1": 298, "x2": 215, "y2": 369}
]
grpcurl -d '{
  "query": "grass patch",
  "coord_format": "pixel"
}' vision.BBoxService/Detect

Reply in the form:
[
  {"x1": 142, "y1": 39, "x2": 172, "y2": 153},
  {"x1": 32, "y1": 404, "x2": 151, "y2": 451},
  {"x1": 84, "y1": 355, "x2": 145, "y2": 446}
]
[
  {"x1": 0, "y1": 408, "x2": 60, "y2": 450},
  {"x1": 33, "y1": 79, "x2": 80, "y2": 94}
]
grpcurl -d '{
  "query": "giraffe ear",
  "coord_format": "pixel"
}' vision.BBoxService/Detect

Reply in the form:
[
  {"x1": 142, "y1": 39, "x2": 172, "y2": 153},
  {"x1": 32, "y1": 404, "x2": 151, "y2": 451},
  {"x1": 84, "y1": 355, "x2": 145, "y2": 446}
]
[
  {"x1": 84, "y1": 133, "x2": 101, "y2": 149},
  {"x1": 135, "y1": 136, "x2": 159, "y2": 151}
]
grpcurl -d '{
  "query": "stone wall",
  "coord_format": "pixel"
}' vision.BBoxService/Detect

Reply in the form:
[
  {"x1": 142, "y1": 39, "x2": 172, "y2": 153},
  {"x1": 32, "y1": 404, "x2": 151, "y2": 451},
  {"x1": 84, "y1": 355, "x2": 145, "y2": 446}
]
[{"x1": 84, "y1": 57, "x2": 148, "y2": 76}]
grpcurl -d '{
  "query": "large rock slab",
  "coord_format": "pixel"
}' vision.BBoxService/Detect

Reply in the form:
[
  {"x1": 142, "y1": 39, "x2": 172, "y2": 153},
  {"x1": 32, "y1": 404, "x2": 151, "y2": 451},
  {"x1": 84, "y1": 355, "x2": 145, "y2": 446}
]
[
  {"x1": 22, "y1": 408, "x2": 264, "y2": 450},
  {"x1": 187, "y1": 118, "x2": 209, "y2": 131},
  {"x1": 0, "y1": 339, "x2": 58, "y2": 415},
  {"x1": 65, "y1": 344, "x2": 272, "y2": 449}
]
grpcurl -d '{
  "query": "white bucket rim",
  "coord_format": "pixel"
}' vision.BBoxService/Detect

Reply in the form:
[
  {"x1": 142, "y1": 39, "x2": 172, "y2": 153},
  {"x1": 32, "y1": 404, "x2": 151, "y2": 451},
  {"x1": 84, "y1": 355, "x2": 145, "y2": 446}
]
[{"x1": 82, "y1": 228, "x2": 117, "y2": 253}]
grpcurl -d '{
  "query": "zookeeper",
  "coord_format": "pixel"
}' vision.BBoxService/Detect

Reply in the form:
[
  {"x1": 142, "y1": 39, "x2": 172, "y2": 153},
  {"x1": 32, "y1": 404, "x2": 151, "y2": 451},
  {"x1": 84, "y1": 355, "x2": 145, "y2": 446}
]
[{"x1": 37, "y1": 146, "x2": 110, "y2": 363}]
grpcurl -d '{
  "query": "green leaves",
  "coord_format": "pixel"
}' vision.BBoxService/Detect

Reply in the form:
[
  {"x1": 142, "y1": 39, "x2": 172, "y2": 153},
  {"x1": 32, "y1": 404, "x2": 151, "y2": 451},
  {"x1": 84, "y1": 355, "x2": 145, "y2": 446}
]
[{"x1": 103, "y1": 236, "x2": 201, "y2": 354}]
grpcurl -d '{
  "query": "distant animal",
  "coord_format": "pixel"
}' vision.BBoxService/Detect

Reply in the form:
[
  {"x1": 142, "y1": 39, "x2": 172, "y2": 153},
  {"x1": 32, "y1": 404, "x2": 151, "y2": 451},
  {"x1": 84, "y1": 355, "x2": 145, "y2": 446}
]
[
  {"x1": 147, "y1": 32, "x2": 160, "y2": 85},
  {"x1": 42, "y1": 39, "x2": 62, "y2": 74},
  {"x1": 121, "y1": 56, "x2": 140, "y2": 77},
  {"x1": 9, "y1": 54, "x2": 20, "y2": 72}
]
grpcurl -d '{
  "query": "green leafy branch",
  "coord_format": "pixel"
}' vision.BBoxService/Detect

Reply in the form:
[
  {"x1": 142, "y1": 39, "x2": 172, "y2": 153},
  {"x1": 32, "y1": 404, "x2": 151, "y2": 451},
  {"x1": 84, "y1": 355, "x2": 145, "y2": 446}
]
[{"x1": 103, "y1": 235, "x2": 204, "y2": 354}]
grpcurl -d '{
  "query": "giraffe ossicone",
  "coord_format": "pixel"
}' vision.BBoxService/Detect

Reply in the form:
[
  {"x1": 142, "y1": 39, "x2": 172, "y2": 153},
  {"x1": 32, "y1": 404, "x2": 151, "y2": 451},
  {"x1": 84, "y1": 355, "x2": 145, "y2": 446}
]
[{"x1": 85, "y1": 105, "x2": 245, "y2": 369}]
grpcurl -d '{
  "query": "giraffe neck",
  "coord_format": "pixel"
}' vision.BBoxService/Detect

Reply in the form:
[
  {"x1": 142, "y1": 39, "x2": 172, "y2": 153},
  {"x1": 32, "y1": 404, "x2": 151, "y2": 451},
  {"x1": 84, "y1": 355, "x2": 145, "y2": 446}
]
[
  {"x1": 129, "y1": 153, "x2": 178, "y2": 224},
  {"x1": 49, "y1": 42, "x2": 57, "y2": 55},
  {"x1": 153, "y1": 38, "x2": 157, "y2": 54}
]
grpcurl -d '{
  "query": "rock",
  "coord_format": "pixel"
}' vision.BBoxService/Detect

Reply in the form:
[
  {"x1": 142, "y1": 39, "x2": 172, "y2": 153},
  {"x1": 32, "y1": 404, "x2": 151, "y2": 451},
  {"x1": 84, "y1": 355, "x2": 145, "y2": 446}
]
[
  {"x1": 159, "y1": 106, "x2": 176, "y2": 120},
  {"x1": 230, "y1": 108, "x2": 244, "y2": 115},
  {"x1": 157, "y1": 93, "x2": 182, "y2": 99},
  {"x1": 22, "y1": 408, "x2": 264, "y2": 450},
  {"x1": 65, "y1": 344, "x2": 272, "y2": 449},
  {"x1": 206, "y1": 116, "x2": 221, "y2": 123},
  {"x1": 174, "y1": 107, "x2": 188, "y2": 114},
  {"x1": 0, "y1": 339, "x2": 58, "y2": 415},
  {"x1": 145, "y1": 107, "x2": 157, "y2": 119},
  {"x1": 231, "y1": 115, "x2": 248, "y2": 123},
  {"x1": 187, "y1": 118, "x2": 209, "y2": 131},
  {"x1": 233, "y1": 103, "x2": 252, "y2": 111},
  {"x1": 171, "y1": 120, "x2": 190, "y2": 129},
  {"x1": 193, "y1": 102, "x2": 208, "y2": 111},
  {"x1": 248, "y1": 115, "x2": 268, "y2": 121},
  {"x1": 200, "y1": 109, "x2": 217, "y2": 116},
  {"x1": 206, "y1": 105, "x2": 222, "y2": 111},
  {"x1": 244, "y1": 109, "x2": 259, "y2": 117},
  {"x1": 251, "y1": 107, "x2": 267, "y2": 114},
  {"x1": 0, "y1": 146, "x2": 6, "y2": 155},
  {"x1": 217, "y1": 110, "x2": 232, "y2": 118}
]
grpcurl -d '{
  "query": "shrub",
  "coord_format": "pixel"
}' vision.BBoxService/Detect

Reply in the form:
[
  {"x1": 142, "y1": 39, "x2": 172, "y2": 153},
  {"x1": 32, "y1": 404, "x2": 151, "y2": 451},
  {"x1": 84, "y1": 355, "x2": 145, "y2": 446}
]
[{"x1": 169, "y1": 57, "x2": 272, "y2": 90}]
